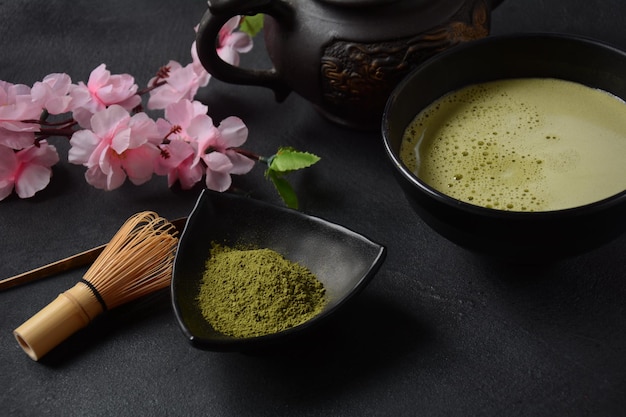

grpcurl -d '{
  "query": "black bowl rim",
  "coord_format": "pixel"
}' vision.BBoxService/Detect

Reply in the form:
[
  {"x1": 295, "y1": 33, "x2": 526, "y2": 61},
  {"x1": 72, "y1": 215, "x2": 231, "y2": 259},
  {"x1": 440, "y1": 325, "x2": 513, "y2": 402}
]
[
  {"x1": 382, "y1": 32, "x2": 626, "y2": 221},
  {"x1": 171, "y1": 189, "x2": 387, "y2": 352}
]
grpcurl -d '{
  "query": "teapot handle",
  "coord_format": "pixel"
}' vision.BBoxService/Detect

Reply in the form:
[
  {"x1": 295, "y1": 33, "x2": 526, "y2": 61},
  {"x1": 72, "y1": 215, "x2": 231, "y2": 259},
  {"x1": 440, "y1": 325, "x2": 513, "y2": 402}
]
[{"x1": 195, "y1": 0, "x2": 291, "y2": 101}]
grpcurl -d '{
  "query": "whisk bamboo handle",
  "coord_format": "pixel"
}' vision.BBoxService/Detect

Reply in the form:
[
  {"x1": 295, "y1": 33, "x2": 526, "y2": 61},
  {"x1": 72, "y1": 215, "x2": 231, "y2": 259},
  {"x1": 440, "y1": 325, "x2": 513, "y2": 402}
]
[{"x1": 13, "y1": 282, "x2": 104, "y2": 361}]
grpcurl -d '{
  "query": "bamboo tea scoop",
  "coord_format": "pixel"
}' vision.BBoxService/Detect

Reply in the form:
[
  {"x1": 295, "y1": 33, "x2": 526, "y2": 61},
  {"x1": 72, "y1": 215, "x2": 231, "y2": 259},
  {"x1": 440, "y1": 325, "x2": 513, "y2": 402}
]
[{"x1": 13, "y1": 211, "x2": 179, "y2": 361}]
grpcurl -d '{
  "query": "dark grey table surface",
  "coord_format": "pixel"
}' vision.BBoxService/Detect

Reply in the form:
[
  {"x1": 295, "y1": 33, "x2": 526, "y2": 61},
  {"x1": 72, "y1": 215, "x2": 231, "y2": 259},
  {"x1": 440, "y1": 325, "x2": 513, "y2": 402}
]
[{"x1": 2, "y1": 1, "x2": 625, "y2": 416}]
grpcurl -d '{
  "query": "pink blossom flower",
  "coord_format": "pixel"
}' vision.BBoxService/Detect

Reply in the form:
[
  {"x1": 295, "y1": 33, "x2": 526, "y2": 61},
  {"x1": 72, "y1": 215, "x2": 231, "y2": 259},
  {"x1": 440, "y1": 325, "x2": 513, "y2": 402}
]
[
  {"x1": 70, "y1": 64, "x2": 141, "y2": 128},
  {"x1": 155, "y1": 137, "x2": 203, "y2": 189},
  {"x1": 146, "y1": 50, "x2": 210, "y2": 111},
  {"x1": 153, "y1": 99, "x2": 210, "y2": 189},
  {"x1": 192, "y1": 115, "x2": 254, "y2": 192},
  {"x1": 190, "y1": 37, "x2": 207, "y2": 76},
  {"x1": 31, "y1": 73, "x2": 74, "y2": 115},
  {"x1": 217, "y1": 16, "x2": 253, "y2": 66},
  {"x1": 0, "y1": 141, "x2": 59, "y2": 200},
  {"x1": 146, "y1": 17, "x2": 252, "y2": 112},
  {"x1": 68, "y1": 105, "x2": 161, "y2": 190},
  {"x1": 0, "y1": 81, "x2": 42, "y2": 149},
  {"x1": 162, "y1": 98, "x2": 209, "y2": 130}
]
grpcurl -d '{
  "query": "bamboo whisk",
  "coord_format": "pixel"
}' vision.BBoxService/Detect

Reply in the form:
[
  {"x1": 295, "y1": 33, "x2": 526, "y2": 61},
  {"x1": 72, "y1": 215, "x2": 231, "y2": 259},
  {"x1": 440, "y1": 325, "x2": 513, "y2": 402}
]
[{"x1": 13, "y1": 211, "x2": 179, "y2": 361}]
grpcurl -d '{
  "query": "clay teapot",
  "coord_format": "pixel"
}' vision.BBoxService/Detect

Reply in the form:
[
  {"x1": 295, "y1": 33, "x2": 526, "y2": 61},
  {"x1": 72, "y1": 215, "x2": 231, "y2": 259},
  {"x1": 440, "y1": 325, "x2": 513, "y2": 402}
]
[{"x1": 196, "y1": 0, "x2": 504, "y2": 130}]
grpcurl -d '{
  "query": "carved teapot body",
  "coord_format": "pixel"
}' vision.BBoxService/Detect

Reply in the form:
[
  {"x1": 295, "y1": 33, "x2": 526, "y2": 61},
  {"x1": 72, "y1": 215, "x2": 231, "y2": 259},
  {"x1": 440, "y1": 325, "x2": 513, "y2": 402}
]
[{"x1": 196, "y1": 0, "x2": 501, "y2": 130}]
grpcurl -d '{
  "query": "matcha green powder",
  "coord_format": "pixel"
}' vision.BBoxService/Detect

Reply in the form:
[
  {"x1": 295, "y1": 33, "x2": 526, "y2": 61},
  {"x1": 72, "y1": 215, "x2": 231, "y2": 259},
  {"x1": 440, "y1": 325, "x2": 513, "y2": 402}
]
[{"x1": 197, "y1": 243, "x2": 327, "y2": 338}]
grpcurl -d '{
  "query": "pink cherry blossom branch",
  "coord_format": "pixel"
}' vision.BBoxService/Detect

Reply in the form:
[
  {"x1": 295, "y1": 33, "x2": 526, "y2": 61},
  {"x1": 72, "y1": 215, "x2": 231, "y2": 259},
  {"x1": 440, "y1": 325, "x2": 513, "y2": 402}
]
[
  {"x1": 0, "y1": 16, "x2": 317, "y2": 208},
  {"x1": 22, "y1": 118, "x2": 75, "y2": 127},
  {"x1": 231, "y1": 148, "x2": 262, "y2": 162},
  {"x1": 136, "y1": 66, "x2": 170, "y2": 96}
]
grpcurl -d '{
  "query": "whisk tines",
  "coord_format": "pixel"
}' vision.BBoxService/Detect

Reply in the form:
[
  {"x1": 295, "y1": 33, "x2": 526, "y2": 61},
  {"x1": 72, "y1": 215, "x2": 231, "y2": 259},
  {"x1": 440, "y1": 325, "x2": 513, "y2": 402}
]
[{"x1": 82, "y1": 212, "x2": 179, "y2": 310}]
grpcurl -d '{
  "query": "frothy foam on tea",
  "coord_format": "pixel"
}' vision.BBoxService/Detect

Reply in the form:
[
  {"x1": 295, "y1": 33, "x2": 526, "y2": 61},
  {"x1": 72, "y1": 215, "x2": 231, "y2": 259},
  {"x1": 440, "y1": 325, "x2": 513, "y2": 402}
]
[{"x1": 400, "y1": 78, "x2": 626, "y2": 211}]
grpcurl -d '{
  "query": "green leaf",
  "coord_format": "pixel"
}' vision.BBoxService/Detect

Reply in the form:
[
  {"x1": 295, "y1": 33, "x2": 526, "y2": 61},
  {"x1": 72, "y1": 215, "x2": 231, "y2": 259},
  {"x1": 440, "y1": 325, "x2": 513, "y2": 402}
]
[
  {"x1": 239, "y1": 14, "x2": 264, "y2": 37},
  {"x1": 269, "y1": 147, "x2": 321, "y2": 173},
  {"x1": 267, "y1": 170, "x2": 299, "y2": 209},
  {"x1": 262, "y1": 147, "x2": 320, "y2": 209}
]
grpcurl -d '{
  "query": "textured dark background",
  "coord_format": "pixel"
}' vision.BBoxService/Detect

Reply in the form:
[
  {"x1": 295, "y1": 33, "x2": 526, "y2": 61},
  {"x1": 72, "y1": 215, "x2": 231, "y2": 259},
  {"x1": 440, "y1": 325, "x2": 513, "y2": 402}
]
[{"x1": 1, "y1": 1, "x2": 625, "y2": 416}]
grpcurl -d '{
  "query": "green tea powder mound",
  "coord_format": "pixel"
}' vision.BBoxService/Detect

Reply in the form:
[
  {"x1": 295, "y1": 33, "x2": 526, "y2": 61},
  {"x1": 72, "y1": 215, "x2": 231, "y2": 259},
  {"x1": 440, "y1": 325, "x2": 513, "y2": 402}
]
[{"x1": 197, "y1": 244, "x2": 327, "y2": 338}]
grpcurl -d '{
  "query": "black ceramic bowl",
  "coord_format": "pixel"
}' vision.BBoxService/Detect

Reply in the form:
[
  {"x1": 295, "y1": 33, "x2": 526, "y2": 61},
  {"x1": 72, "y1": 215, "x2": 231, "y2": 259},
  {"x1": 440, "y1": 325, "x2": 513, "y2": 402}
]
[
  {"x1": 171, "y1": 189, "x2": 386, "y2": 351},
  {"x1": 382, "y1": 34, "x2": 626, "y2": 262}
]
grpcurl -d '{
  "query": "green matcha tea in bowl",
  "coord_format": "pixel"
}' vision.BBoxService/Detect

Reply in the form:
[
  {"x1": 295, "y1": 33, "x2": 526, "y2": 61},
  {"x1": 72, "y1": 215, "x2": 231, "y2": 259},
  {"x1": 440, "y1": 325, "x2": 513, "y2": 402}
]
[
  {"x1": 382, "y1": 34, "x2": 626, "y2": 262},
  {"x1": 171, "y1": 190, "x2": 386, "y2": 351}
]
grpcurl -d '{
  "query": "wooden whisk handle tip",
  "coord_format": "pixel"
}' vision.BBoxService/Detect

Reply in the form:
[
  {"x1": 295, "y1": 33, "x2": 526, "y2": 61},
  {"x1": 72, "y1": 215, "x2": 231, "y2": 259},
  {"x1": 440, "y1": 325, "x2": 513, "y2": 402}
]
[{"x1": 13, "y1": 283, "x2": 104, "y2": 361}]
